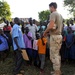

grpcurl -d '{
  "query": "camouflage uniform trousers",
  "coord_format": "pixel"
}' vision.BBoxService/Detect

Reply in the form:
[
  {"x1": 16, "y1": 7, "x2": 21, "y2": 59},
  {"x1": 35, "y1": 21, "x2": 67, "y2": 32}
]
[{"x1": 50, "y1": 35, "x2": 62, "y2": 71}]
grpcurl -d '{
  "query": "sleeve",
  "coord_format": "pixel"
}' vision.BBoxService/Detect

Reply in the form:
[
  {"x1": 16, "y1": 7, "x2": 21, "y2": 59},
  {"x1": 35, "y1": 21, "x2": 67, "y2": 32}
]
[
  {"x1": 35, "y1": 25, "x2": 39, "y2": 31},
  {"x1": 50, "y1": 13, "x2": 56, "y2": 22},
  {"x1": 12, "y1": 26, "x2": 19, "y2": 38},
  {"x1": 4, "y1": 34, "x2": 8, "y2": 39},
  {"x1": 28, "y1": 32, "x2": 32, "y2": 38}
]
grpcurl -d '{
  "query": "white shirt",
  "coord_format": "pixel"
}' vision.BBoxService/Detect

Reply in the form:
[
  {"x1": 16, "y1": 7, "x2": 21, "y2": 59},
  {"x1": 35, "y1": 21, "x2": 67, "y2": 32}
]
[
  {"x1": 26, "y1": 24, "x2": 38, "y2": 40},
  {"x1": 71, "y1": 25, "x2": 75, "y2": 31},
  {"x1": 33, "y1": 40, "x2": 38, "y2": 50}
]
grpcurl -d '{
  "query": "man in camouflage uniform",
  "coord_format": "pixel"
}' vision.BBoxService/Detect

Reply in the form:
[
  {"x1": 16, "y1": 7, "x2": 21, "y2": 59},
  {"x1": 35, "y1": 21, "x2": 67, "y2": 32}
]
[{"x1": 43, "y1": 2, "x2": 63, "y2": 75}]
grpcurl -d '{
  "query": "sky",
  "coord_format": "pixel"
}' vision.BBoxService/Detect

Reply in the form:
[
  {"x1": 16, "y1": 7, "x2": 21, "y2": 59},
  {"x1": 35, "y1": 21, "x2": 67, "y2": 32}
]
[{"x1": 4, "y1": 0, "x2": 71, "y2": 20}]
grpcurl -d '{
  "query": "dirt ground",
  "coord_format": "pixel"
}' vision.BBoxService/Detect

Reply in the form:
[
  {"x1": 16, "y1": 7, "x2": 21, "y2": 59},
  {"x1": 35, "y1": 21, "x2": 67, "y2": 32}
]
[{"x1": 0, "y1": 52, "x2": 75, "y2": 75}]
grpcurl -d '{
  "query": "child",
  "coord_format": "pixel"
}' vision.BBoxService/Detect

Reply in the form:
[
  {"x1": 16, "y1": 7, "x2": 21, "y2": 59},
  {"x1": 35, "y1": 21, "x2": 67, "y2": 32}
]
[
  {"x1": 33, "y1": 33, "x2": 40, "y2": 66},
  {"x1": 3, "y1": 21, "x2": 12, "y2": 51},
  {"x1": 37, "y1": 32, "x2": 47, "y2": 73},
  {"x1": 23, "y1": 27, "x2": 32, "y2": 65},
  {"x1": 65, "y1": 27, "x2": 75, "y2": 61},
  {"x1": 0, "y1": 29, "x2": 9, "y2": 62}
]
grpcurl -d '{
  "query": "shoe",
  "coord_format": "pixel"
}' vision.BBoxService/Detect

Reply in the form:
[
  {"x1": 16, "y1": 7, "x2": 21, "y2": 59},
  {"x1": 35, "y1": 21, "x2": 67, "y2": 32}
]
[{"x1": 51, "y1": 70, "x2": 62, "y2": 75}]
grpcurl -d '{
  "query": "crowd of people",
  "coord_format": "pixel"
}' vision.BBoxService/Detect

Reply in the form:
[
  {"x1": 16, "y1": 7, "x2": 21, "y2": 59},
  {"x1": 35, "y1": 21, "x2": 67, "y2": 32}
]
[
  {"x1": 61, "y1": 20, "x2": 75, "y2": 62},
  {"x1": 0, "y1": 2, "x2": 75, "y2": 75},
  {"x1": 0, "y1": 17, "x2": 49, "y2": 75}
]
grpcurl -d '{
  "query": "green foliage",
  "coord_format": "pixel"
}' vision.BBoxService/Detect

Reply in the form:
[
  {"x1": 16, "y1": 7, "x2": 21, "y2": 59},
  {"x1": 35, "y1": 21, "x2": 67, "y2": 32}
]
[
  {"x1": 0, "y1": 1, "x2": 11, "y2": 20},
  {"x1": 64, "y1": 0, "x2": 75, "y2": 16},
  {"x1": 38, "y1": 10, "x2": 50, "y2": 22}
]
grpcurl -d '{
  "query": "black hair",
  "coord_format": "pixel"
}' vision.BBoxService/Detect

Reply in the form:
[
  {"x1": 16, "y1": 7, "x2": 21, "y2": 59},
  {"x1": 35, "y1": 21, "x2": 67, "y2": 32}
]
[
  {"x1": 14, "y1": 17, "x2": 20, "y2": 25},
  {"x1": 29, "y1": 18, "x2": 33, "y2": 25},
  {"x1": 66, "y1": 20, "x2": 70, "y2": 27},
  {"x1": 70, "y1": 20, "x2": 74, "y2": 25},
  {"x1": 6, "y1": 20, "x2": 9, "y2": 26},
  {"x1": 10, "y1": 21, "x2": 14, "y2": 27},
  {"x1": 33, "y1": 19, "x2": 36, "y2": 24},
  {"x1": 49, "y1": 2, "x2": 57, "y2": 9}
]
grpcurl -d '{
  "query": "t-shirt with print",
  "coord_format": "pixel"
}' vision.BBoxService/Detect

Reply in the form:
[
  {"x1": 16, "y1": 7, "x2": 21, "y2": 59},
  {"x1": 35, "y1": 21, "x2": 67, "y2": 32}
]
[
  {"x1": 50, "y1": 11, "x2": 63, "y2": 35},
  {"x1": 12, "y1": 24, "x2": 25, "y2": 50}
]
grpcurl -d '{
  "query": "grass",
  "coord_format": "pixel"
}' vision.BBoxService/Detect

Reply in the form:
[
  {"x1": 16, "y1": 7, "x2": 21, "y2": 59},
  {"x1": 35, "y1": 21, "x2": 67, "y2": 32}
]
[{"x1": 0, "y1": 52, "x2": 75, "y2": 75}]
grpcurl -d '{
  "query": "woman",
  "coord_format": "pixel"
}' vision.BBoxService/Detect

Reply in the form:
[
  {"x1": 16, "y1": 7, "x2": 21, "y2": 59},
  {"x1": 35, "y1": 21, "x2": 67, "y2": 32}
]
[{"x1": 0, "y1": 29, "x2": 9, "y2": 62}]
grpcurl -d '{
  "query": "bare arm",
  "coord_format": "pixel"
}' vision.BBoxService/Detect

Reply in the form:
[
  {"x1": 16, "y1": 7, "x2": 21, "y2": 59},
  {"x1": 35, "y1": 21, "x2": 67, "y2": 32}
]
[
  {"x1": 14, "y1": 37, "x2": 20, "y2": 49},
  {"x1": 43, "y1": 20, "x2": 54, "y2": 36}
]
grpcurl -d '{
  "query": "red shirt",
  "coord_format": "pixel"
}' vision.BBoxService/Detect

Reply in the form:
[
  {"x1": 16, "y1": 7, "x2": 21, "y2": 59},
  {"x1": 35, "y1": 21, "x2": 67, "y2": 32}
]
[{"x1": 3, "y1": 26, "x2": 11, "y2": 31}]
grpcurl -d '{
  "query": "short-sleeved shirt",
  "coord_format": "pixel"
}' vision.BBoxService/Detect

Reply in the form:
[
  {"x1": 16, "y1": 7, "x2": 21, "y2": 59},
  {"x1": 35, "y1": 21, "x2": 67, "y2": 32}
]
[
  {"x1": 12, "y1": 24, "x2": 25, "y2": 50},
  {"x1": 71, "y1": 25, "x2": 75, "y2": 31},
  {"x1": 0, "y1": 35, "x2": 8, "y2": 51},
  {"x1": 3, "y1": 26, "x2": 11, "y2": 32},
  {"x1": 26, "y1": 24, "x2": 38, "y2": 40},
  {"x1": 64, "y1": 25, "x2": 68, "y2": 31},
  {"x1": 37, "y1": 38, "x2": 47, "y2": 54},
  {"x1": 50, "y1": 11, "x2": 63, "y2": 35},
  {"x1": 23, "y1": 32, "x2": 32, "y2": 49},
  {"x1": 33, "y1": 40, "x2": 38, "y2": 50}
]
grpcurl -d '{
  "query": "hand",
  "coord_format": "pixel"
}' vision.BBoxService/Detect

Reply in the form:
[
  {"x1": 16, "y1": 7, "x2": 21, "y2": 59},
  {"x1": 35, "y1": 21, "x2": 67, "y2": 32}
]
[
  {"x1": 43, "y1": 31, "x2": 47, "y2": 37},
  {"x1": 43, "y1": 32, "x2": 48, "y2": 37},
  {"x1": 18, "y1": 48, "x2": 22, "y2": 53}
]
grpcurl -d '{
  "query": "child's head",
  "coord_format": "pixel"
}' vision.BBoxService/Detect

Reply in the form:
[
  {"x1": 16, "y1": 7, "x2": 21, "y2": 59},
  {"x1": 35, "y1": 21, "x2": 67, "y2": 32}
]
[
  {"x1": 41, "y1": 32, "x2": 45, "y2": 45},
  {"x1": 36, "y1": 33, "x2": 40, "y2": 39},
  {"x1": 25, "y1": 27, "x2": 29, "y2": 33},
  {"x1": 67, "y1": 27, "x2": 72, "y2": 33}
]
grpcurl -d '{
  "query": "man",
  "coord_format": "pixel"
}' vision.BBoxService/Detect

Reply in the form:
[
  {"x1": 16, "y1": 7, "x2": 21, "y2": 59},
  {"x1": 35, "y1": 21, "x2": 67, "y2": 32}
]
[
  {"x1": 26, "y1": 18, "x2": 38, "y2": 40},
  {"x1": 12, "y1": 17, "x2": 25, "y2": 75},
  {"x1": 43, "y1": 2, "x2": 63, "y2": 75},
  {"x1": 70, "y1": 20, "x2": 75, "y2": 33}
]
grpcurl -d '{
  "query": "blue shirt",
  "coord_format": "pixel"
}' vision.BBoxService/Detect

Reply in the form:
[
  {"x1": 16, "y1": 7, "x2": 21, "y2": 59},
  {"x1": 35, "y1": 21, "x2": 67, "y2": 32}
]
[
  {"x1": 12, "y1": 24, "x2": 25, "y2": 50},
  {"x1": 0, "y1": 35, "x2": 8, "y2": 51},
  {"x1": 66, "y1": 33, "x2": 74, "y2": 46}
]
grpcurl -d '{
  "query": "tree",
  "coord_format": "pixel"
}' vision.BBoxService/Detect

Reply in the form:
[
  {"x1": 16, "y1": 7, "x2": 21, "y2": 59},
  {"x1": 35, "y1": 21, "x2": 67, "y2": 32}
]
[
  {"x1": 0, "y1": 1, "x2": 11, "y2": 20},
  {"x1": 64, "y1": 0, "x2": 75, "y2": 16},
  {"x1": 38, "y1": 10, "x2": 50, "y2": 22}
]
